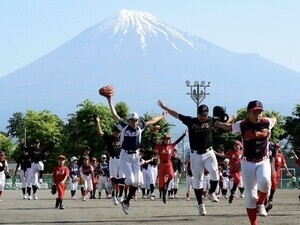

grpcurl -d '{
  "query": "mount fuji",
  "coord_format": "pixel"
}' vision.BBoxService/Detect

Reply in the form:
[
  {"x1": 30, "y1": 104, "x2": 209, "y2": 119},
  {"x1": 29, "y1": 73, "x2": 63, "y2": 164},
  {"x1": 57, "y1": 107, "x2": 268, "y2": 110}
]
[{"x1": 0, "y1": 9, "x2": 299, "y2": 131}]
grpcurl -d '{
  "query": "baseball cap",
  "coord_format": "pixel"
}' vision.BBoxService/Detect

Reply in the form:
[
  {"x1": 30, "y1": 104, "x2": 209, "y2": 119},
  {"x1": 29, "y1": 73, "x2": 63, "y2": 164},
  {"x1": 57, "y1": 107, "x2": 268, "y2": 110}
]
[
  {"x1": 129, "y1": 112, "x2": 139, "y2": 120},
  {"x1": 58, "y1": 155, "x2": 66, "y2": 160},
  {"x1": 101, "y1": 154, "x2": 107, "y2": 158},
  {"x1": 247, "y1": 100, "x2": 263, "y2": 111},
  {"x1": 197, "y1": 104, "x2": 209, "y2": 115},
  {"x1": 83, "y1": 155, "x2": 89, "y2": 160},
  {"x1": 70, "y1": 156, "x2": 78, "y2": 162},
  {"x1": 224, "y1": 158, "x2": 230, "y2": 163},
  {"x1": 235, "y1": 140, "x2": 243, "y2": 147}
]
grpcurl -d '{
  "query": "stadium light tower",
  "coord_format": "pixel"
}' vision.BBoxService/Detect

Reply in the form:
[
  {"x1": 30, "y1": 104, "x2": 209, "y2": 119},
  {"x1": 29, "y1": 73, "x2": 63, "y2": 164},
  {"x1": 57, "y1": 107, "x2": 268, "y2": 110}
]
[{"x1": 185, "y1": 80, "x2": 211, "y2": 107}]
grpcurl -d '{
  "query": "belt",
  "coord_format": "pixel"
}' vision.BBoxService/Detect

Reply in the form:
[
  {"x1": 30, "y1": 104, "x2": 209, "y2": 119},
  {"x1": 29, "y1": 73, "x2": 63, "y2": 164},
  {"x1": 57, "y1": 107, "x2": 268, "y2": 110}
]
[
  {"x1": 110, "y1": 156, "x2": 120, "y2": 159},
  {"x1": 191, "y1": 147, "x2": 212, "y2": 155},
  {"x1": 243, "y1": 156, "x2": 266, "y2": 163},
  {"x1": 150, "y1": 165, "x2": 157, "y2": 167},
  {"x1": 124, "y1": 150, "x2": 138, "y2": 154}
]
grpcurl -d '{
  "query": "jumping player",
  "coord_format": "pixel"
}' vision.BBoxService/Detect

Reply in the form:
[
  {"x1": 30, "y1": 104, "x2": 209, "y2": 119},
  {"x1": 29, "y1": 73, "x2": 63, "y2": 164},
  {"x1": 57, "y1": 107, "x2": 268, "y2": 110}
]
[
  {"x1": 158, "y1": 100, "x2": 220, "y2": 216},
  {"x1": 215, "y1": 100, "x2": 277, "y2": 225},
  {"x1": 105, "y1": 93, "x2": 167, "y2": 214},
  {"x1": 96, "y1": 116, "x2": 125, "y2": 205},
  {"x1": 155, "y1": 132, "x2": 186, "y2": 203}
]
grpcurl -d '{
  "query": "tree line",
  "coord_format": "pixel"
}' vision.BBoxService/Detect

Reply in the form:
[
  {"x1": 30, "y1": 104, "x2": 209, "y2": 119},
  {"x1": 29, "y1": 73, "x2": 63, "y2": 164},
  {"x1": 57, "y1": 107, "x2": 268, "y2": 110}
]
[{"x1": 0, "y1": 99, "x2": 299, "y2": 173}]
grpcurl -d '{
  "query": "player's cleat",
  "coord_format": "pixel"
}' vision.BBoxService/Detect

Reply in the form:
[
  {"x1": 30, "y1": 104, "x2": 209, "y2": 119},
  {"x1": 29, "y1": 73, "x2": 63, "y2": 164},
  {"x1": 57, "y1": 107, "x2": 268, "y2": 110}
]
[
  {"x1": 27, "y1": 195, "x2": 32, "y2": 200},
  {"x1": 120, "y1": 201, "x2": 129, "y2": 215},
  {"x1": 208, "y1": 193, "x2": 219, "y2": 202},
  {"x1": 162, "y1": 190, "x2": 167, "y2": 204},
  {"x1": 117, "y1": 196, "x2": 124, "y2": 203},
  {"x1": 112, "y1": 196, "x2": 119, "y2": 206},
  {"x1": 142, "y1": 195, "x2": 147, "y2": 199},
  {"x1": 23, "y1": 194, "x2": 27, "y2": 200},
  {"x1": 72, "y1": 196, "x2": 77, "y2": 200},
  {"x1": 198, "y1": 203, "x2": 207, "y2": 216},
  {"x1": 82, "y1": 196, "x2": 88, "y2": 201},
  {"x1": 174, "y1": 194, "x2": 179, "y2": 199},
  {"x1": 150, "y1": 196, "x2": 155, "y2": 200},
  {"x1": 55, "y1": 199, "x2": 59, "y2": 208},
  {"x1": 228, "y1": 195, "x2": 234, "y2": 204},
  {"x1": 240, "y1": 194, "x2": 245, "y2": 198},
  {"x1": 257, "y1": 204, "x2": 268, "y2": 217},
  {"x1": 33, "y1": 194, "x2": 38, "y2": 200},
  {"x1": 39, "y1": 178, "x2": 43, "y2": 184},
  {"x1": 265, "y1": 201, "x2": 273, "y2": 212},
  {"x1": 59, "y1": 205, "x2": 65, "y2": 210}
]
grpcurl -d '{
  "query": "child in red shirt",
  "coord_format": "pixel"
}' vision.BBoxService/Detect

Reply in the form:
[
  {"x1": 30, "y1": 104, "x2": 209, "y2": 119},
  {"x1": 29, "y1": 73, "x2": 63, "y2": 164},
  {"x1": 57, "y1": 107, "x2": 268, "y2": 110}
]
[{"x1": 53, "y1": 155, "x2": 70, "y2": 209}]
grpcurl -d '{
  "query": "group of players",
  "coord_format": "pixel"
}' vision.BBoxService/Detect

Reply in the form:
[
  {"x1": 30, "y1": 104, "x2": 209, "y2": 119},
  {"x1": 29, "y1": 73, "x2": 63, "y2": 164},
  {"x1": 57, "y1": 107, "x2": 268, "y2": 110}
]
[{"x1": 7, "y1": 89, "x2": 299, "y2": 225}]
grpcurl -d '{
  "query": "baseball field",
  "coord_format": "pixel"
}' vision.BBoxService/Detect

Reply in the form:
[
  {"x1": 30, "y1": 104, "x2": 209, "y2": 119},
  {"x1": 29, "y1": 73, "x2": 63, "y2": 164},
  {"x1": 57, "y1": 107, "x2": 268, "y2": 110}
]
[{"x1": 0, "y1": 189, "x2": 299, "y2": 225}]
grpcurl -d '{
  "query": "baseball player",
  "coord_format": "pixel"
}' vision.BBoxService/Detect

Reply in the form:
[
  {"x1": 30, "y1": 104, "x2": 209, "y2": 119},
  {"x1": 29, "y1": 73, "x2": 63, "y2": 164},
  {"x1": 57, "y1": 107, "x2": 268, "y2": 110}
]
[
  {"x1": 168, "y1": 148, "x2": 182, "y2": 199},
  {"x1": 155, "y1": 132, "x2": 186, "y2": 203},
  {"x1": 0, "y1": 151, "x2": 9, "y2": 201},
  {"x1": 14, "y1": 146, "x2": 31, "y2": 199},
  {"x1": 266, "y1": 143, "x2": 292, "y2": 211},
  {"x1": 96, "y1": 116, "x2": 125, "y2": 205},
  {"x1": 53, "y1": 155, "x2": 69, "y2": 209},
  {"x1": 98, "y1": 154, "x2": 109, "y2": 199},
  {"x1": 214, "y1": 140, "x2": 244, "y2": 203},
  {"x1": 105, "y1": 94, "x2": 167, "y2": 215},
  {"x1": 26, "y1": 138, "x2": 56, "y2": 200},
  {"x1": 158, "y1": 100, "x2": 220, "y2": 216},
  {"x1": 215, "y1": 100, "x2": 277, "y2": 225},
  {"x1": 69, "y1": 156, "x2": 80, "y2": 200},
  {"x1": 185, "y1": 155, "x2": 194, "y2": 201},
  {"x1": 79, "y1": 156, "x2": 94, "y2": 201}
]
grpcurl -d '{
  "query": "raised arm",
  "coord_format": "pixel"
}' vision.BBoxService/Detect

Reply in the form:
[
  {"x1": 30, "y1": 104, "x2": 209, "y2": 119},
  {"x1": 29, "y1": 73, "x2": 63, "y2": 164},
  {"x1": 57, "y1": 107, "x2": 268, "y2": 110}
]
[
  {"x1": 174, "y1": 130, "x2": 187, "y2": 145},
  {"x1": 96, "y1": 116, "x2": 104, "y2": 137},
  {"x1": 146, "y1": 111, "x2": 168, "y2": 126},
  {"x1": 214, "y1": 120, "x2": 232, "y2": 131},
  {"x1": 107, "y1": 96, "x2": 121, "y2": 122},
  {"x1": 158, "y1": 100, "x2": 179, "y2": 119}
]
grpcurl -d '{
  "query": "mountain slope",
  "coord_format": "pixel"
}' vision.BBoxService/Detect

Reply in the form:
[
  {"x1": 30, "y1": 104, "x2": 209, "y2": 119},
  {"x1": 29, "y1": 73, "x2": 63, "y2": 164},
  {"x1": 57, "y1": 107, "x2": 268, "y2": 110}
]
[{"x1": 0, "y1": 9, "x2": 299, "y2": 130}]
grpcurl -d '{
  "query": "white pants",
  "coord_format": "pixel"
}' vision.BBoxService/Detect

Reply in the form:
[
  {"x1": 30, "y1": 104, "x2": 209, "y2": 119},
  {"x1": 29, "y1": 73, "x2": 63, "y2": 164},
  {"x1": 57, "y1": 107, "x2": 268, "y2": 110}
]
[
  {"x1": 141, "y1": 168, "x2": 150, "y2": 189},
  {"x1": 148, "y1": 165, "x2": 158, "y2": 185},
  {"x1": 109, "y1": 157, "x2": 125, "y2": 178},
  {"x1": 119, "y1": 149, "x2": 141, "y2": 187},
  {"x1": 31, "y1": 162, "x2": 44, "y2": 186},
  {"x1": 186, "y1": 175, "x2": 194, "y2": 193},
  {"x1": 82, "y1": 174, "x2": 93, "y2": 192},
  {"x1": 69, "y1": 175, "x2": 79, "y2": 191},
  {"x1": 0, "y1": 172, "x2": 5, "y2": 191},
  {"x1": 242, "y1": 158, "x2": 271, "y2": 208},
  {"x1": 190, "y1": 149, "x2": 219, "y2": 189},
  {"x1": 98, "y1": 175, "x2": 108, "y2": 193}
]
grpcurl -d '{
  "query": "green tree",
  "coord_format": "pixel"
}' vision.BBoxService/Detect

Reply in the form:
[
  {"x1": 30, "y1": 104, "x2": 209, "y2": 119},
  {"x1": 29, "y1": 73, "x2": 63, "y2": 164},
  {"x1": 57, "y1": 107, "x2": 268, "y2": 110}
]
[
  {"x1": 0, "y1": 133, "x2": 15, "y2": 161},
  {"x1": 284, "y1": 104, "x2": 300, "y2": 154},
  {"x1": 62, "y1": 100, "x2": 129, "y2": 159},
  {"x1": 6, "y1": 112, "x2": 26, "y2": 139}
]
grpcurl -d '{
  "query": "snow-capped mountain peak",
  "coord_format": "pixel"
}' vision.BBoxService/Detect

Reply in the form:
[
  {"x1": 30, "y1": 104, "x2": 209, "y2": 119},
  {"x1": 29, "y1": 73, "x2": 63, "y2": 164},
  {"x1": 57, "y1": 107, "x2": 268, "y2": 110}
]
[{"x1": 87, "y1": 9, "x2": 197, "y2": 52}]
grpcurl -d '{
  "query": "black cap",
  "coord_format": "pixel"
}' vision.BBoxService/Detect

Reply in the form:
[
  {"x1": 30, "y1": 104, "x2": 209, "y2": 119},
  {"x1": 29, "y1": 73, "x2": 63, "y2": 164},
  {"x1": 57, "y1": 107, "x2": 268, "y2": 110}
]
[
  {"x1": 247, "y1": 100, "x2": 263, "y2": 111},
  {"x1": 197, "y1": 104, "x2": 209, "y2": 115}
]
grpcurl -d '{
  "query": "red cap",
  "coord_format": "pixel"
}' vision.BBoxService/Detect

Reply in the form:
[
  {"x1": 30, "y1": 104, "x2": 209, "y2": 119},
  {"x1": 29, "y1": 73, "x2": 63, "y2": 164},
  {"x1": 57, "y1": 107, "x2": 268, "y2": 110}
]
[{"x1": 235, "y1": 140, "x2": 243, "y2": 147}]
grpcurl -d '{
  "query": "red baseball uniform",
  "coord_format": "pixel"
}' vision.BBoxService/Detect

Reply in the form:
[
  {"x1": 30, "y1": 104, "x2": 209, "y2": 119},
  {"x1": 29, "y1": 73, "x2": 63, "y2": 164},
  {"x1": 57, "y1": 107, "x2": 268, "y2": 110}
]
[
  {"x1": 271, "y1": 153, "x2": 286, "y2": 189},
  {"x1": 226, "y1": 149, "x2": 243, "y2": 184},
  {"x1": 53, "y1": 165, "x2": 70, "y2": 199},
  {"x1": 156, "y1": 143, "x2": 177, "y2": 189}
]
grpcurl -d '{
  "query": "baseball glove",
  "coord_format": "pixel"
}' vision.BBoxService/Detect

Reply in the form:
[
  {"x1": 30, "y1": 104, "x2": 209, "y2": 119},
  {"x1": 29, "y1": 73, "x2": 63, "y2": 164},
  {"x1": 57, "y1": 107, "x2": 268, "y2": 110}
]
[
  {"x1": 213, "y1": 106, "x2": 229, "y2": 123},
  {"x1": 99, "y1": 85, "x2": 114, "y2": 97},
  {"x1": 51, "y1": 184, "x2": 57, "y2": 195}
]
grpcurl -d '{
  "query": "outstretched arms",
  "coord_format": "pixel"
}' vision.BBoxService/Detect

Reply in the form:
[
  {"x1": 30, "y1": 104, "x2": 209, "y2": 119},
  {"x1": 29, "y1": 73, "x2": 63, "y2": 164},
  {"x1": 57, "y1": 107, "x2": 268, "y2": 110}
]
[
  {"x1": 96, "y1": 116, "x2": 104, "y2": 137},
  {"x1": 146, "y1": 111, "x2": 168, "y2": 126},
  {"x1": 158, "y1": 100, "x2": 179, "y2": 119},
  {"x1": 107, "y1": 96, "x2": 121, "y2": 122}
]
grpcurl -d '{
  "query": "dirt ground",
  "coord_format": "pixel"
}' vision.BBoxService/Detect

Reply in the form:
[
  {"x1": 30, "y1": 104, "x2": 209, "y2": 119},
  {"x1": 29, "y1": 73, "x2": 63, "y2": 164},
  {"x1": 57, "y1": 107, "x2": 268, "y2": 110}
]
[{"x1": 0, "y1": 189, "x2": 299, "y2": 225}]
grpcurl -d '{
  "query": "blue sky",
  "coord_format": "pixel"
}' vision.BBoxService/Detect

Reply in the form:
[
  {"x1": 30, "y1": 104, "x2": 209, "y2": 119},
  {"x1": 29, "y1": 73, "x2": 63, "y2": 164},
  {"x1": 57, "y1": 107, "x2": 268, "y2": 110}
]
[{"x1": 1, "y1": 0, "x2": 300, "y2": 78}]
